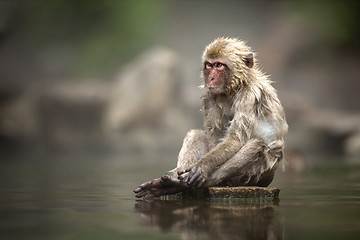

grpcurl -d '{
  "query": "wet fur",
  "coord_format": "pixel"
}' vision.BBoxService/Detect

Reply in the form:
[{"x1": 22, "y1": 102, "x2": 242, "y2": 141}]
[
  {"x1": 135, "y1": 37, "x2": 288, "y2": 198},
  {"x1": 176, "y1": 37, "x2": 288, "y2": 186}
]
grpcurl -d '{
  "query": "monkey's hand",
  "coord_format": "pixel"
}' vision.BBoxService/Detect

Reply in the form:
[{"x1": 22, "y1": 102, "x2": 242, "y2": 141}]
[
  {"x1": 133, "y1": 175, "x2": 188, "y2": 199},
  {"x1": 177, "y1": 164, "x2": 210, "y2": 188}
]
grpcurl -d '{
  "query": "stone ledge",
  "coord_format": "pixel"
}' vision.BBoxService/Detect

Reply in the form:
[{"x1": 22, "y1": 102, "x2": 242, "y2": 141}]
[{"x1": 161, "y1": 186, "x2": 280, "y2": 201}]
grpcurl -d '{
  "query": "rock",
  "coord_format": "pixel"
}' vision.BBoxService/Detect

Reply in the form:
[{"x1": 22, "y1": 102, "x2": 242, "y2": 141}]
[
  {"x1": 1, "y1": 81, "x2": 110, "y2": 150},
  {"x1": 345, "y1": 133, "x2": 360, "y2": 158},
  {"x1": 283, "y1": 96, "x2": 360, "y2": 159},
  {"x1": 103, "y1": 47, "x2": 194, "y2": 151},
  {"x1": 1, "y1": 47, "x2": 195, "y2": 152},
  {"x1": 161, "y1": 187, "x2": 280, "y2": 201},
  {"x1": 104, "y1": 47, "x2": 180, "y2": 133},
  {"x1": 303, "y1": 110, "x2": 360, "y2": 156},
  {"x1": 36, "y1": 82, "x2": 108, "y2": 148}
]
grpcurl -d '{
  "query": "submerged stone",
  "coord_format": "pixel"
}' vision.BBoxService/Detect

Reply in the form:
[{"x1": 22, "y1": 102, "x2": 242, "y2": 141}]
[{"x1": 161, "y1": 186, "x2": 280, "y2": 201}]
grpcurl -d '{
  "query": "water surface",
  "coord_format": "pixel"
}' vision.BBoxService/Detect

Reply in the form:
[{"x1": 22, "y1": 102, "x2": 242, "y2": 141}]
[{"x1": 1, "y1": 152, "x2": 360, "y2": 239}]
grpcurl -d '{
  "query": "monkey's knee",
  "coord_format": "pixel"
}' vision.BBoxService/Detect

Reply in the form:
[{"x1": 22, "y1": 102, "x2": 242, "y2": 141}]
[
  {"x1": 181, "y1": 130, "x2": 209, "y2": 152},
  {"x1": 176, "y1": 130, "x2": 209, "y2": 172},
  {"x1": 243, "y1": 138, "x2": 283, "y2": 161},
  {"x1": 238, "y1": 138, "x2": 269, "y2": 158},
  {"x1": 248, "y1": 138, "x2": 268, "y2": 148},
  {"x1": 184, "y1": 129, "x2": 207, "y2": 142}
]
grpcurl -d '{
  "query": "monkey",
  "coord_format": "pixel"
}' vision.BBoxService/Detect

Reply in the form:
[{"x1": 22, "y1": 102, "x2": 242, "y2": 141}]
[{"x1": 134, "y1": 37, "x2": 288, "y2": 199}]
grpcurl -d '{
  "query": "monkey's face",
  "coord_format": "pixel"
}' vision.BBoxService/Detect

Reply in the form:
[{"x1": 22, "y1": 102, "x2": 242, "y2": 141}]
[
  {"x1": 202, "y1": 37, "x2": 255, "y2": 95},
  {"x1": 203, "y1": 59, "x2": 230, "y2": 95}
]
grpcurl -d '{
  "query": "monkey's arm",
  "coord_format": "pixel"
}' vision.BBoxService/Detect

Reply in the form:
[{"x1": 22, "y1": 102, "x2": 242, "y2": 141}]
[
  {"x1": 178, "y1": 115, "x2": 254, "y2": 187},
  {"x1": 201, "y1": 117, "x2": 252, "y2": 167}
]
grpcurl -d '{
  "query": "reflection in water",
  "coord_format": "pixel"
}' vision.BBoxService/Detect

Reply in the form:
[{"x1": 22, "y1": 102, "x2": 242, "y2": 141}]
[{"x1": 135, "y1": 199, "x2": 283, "y2": 240}]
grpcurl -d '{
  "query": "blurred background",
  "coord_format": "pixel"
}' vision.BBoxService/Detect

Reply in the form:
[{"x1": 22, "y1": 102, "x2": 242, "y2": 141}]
[
  {"x1": 1, "y1": 1, "x2": 360, "y2": 239},
  {"x1": 1, "y1": 0, "x2": 360, "y2": 163}
]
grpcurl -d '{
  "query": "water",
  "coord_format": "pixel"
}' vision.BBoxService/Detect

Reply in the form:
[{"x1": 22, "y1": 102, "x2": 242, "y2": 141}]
[{"x1": 1, "y1": 152, "x2": 360, "y2": 240}]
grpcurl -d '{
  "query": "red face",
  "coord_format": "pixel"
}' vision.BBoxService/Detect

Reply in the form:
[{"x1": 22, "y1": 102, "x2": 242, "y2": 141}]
[{"x1": 203, "y1": 59, "x2": 228, "y2": 94}]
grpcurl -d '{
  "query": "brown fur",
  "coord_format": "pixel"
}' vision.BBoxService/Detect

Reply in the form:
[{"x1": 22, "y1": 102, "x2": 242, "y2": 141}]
[
  {"x1": 134, "y1": 37, "x2": 288, "y2": 198},
  {"x1": 176, "y1": 37, "x2": 288, "y2": 186}
]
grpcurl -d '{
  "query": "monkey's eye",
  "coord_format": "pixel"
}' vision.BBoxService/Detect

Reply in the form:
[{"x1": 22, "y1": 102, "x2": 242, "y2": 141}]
[
  {"x1": 214, "y1": 62, "x2": 225, "y2": 69},
  {"x1": 205, "y1": 62, "x2": 212, "y2": 69}
]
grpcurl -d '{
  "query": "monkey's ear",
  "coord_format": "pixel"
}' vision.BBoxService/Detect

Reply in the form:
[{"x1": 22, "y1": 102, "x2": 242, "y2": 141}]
[{"x1": 243, "y1": 52, "x2": 254, "y2": 68}]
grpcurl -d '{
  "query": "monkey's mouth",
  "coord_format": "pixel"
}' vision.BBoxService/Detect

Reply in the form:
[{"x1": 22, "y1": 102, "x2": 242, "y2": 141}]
[
  {"x1": 207, "y1": 83, "x2": 224, "y2": 94},
  {"x1": 207, "y1": 79, "x2": 223, "y2": 88}
]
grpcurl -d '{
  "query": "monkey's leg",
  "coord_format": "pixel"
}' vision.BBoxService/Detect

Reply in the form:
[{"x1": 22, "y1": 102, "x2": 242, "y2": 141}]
[
  {"x1": 175, "y1": 129, "x2": 209, "y2": 174},
  {"x1": 206, "y1": 138, "x2": 282, "y2": 187},
  {"x1": 134, "y1": 130, "x2": 209, "y2": 199}
]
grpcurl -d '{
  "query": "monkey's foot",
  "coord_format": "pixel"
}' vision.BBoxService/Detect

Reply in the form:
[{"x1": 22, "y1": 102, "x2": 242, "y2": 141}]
[{"x1": 133, "y1": 175, "x2": 188, "y2": 199}]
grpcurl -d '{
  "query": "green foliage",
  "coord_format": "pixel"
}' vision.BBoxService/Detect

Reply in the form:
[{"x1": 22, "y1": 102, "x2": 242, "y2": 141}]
[
  {"x1": 284, "y1": 0, "x2": 360, "y2": 49},
  {"x1": 21, "y1": 0, "x2": 166, "y2": 78}
]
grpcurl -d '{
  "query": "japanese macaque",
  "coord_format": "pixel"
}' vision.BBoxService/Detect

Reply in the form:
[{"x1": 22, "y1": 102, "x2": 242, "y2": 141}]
[{"x1": 134, "y1": 37, "x2": 288, "y2": 199}]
